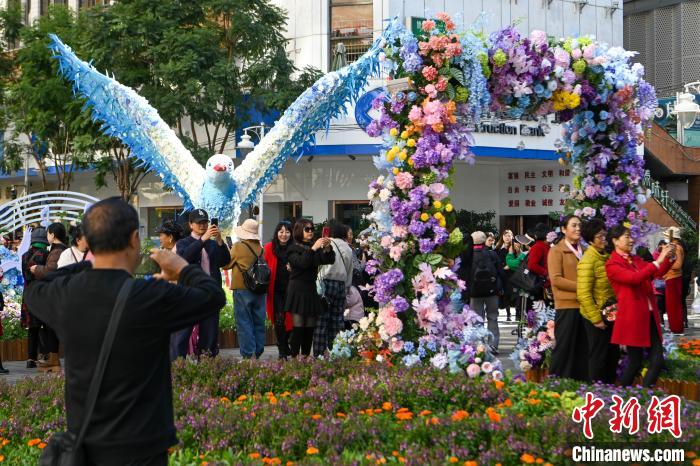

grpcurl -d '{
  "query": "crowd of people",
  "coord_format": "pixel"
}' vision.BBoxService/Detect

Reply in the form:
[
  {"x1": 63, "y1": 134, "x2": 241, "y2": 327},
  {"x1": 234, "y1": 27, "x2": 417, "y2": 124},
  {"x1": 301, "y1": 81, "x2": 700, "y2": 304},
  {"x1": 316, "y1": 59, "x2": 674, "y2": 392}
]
[
  {"x1": 0, "y1": 196, "x2": 696, "y2": 463},
  {"x1": 460, "y1": 217, "x2": 694, "y2": 388}
]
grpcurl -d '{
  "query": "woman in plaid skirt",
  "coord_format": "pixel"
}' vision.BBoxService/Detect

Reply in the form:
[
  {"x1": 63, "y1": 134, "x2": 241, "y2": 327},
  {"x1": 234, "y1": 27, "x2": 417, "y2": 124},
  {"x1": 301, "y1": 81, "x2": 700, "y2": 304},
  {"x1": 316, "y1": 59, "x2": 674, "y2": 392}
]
[{"x1": 313, "y1": 223, "x2": 354, "y2": 357}]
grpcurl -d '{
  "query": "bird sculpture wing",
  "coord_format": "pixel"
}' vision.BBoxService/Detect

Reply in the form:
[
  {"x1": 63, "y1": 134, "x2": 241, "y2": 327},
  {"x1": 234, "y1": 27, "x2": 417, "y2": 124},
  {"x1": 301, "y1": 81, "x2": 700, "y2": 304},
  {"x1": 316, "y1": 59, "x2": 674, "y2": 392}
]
[
  {"x1": 48, "y1": 34, "x2": 205, "y2": 209},
  {"x1": 232, "y1": 18, "x2": 405, "y2": 209}
]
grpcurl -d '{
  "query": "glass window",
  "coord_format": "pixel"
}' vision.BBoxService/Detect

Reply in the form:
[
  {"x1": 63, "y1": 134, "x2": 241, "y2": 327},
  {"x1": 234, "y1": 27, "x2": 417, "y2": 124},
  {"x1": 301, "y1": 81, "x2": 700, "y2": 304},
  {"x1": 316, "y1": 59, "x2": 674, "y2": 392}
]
[
  {"x1": 79, "y1": 0, "x2": 110, "y2": 9},
  {"x1": 147, "y1": 207, "x2": 179, "y2": 238},
  {"x1": 333, "y1": 201, "x2": 371, "y2": 232},
  {"x1": 280, "y1": 201, "x2": 302, "y2": 224},
  {"x1": 330, "y1": 0, "x2": 373, "y2": 64}
]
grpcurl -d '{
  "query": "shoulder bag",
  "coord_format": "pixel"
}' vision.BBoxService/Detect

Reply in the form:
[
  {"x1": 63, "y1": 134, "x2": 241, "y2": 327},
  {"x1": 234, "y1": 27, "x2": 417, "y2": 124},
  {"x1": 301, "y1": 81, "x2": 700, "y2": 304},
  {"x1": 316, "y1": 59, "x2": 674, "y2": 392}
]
[{"x1": 40, "y1": 279, "x2": 134, "y2": 466}]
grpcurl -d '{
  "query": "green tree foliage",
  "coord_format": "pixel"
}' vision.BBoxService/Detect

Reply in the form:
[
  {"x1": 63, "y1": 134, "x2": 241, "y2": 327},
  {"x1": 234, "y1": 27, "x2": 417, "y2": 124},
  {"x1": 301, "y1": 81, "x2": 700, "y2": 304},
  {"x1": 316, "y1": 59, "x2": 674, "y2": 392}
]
[{"x1": 1, "y1": 5, "x2": 99, "y2": 189}]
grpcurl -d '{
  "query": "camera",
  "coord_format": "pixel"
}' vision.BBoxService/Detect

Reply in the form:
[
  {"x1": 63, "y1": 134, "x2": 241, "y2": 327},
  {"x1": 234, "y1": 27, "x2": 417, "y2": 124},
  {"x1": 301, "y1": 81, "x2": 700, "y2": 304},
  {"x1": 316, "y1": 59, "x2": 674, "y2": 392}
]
[{"x1": 211, "y1": 218, "x2": 218, "y2": 227}]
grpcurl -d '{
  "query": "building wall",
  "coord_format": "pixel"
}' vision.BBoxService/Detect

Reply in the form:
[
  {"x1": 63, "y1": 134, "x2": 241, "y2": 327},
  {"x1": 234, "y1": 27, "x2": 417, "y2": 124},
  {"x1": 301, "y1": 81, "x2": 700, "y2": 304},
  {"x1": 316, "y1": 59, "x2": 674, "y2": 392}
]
[
  {"x1": 624, "y1": 0, "x2": 700, "y2": 98},
  {"x1": 273, "y1": 0, "x2": 624, "y2": 72}
]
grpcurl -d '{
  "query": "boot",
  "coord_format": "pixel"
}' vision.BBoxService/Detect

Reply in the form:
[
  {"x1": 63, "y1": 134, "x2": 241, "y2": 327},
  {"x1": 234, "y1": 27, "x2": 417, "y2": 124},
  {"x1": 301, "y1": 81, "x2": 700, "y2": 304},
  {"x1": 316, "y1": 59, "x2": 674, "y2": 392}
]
[
  {"x1": 0, "y1": 359, "x2": 8, "y2": 374},
  {"x1": 289, "y1": 327, "x2": 303, "y2": 357},
  {"x1": 26, "y1": 360, "x2": 37, "y2": 369},
  {"x1": 38, "y1": 353, "x2": 61, "y2": 373}
]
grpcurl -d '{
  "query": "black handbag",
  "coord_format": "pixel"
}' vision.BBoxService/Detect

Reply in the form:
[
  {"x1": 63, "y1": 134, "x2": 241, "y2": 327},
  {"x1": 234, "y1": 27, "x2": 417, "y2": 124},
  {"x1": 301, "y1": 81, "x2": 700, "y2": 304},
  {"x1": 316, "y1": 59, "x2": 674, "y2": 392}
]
[
  {"x1": 509, "y1": 261, "x2": 543, "y2": 294},
  {"x1": 40, "y1": 279, "x2": 134, "y2": 466}
]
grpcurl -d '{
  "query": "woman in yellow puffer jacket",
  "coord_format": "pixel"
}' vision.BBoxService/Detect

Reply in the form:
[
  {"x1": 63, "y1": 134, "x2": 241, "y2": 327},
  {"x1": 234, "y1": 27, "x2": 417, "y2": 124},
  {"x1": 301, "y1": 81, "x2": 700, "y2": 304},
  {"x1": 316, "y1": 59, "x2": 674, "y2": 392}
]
[{"x1": 577, "y1": 219, "x2": 619, "y2": 383}]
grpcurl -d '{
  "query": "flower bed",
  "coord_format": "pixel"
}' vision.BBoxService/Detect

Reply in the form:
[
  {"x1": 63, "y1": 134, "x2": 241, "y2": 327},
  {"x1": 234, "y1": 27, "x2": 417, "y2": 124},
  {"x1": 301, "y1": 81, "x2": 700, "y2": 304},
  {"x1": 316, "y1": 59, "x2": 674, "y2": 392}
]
[{"x1": 0, "y1": 358, "x2": 697, "y2": 465}]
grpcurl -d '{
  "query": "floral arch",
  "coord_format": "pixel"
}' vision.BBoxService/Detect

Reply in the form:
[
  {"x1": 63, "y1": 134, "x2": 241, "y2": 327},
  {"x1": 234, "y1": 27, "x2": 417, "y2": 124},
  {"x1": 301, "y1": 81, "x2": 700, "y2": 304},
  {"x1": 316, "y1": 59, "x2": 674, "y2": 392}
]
[{"x1": 332, "y1": 14, "x2": 657, "y2": 374}]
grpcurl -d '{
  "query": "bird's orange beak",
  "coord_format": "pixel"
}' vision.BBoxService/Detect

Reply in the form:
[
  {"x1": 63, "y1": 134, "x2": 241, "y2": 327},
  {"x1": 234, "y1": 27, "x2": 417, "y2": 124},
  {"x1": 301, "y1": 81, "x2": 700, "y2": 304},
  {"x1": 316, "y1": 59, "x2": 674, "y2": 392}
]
[{"x1": 213, "y1": 164, "x2": 227, "y2": 172}]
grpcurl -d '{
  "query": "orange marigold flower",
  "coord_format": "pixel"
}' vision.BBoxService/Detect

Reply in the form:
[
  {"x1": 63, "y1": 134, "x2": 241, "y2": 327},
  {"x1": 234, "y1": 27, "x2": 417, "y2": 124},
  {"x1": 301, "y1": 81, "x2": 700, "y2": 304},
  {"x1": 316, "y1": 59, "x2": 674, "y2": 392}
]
[
  {"x1": 249, "y1": 453, "x2": 261, "y2": 459},
  {"x1": 1, "y1": 439, "x2": 7, "y2": 446},
  {"x1": 692, "y1": 459, "x2": 700, "y2": 466},
  {"x1": 397, "y1": 407, "x2": 410, "y2": 413},
  {"x1": 382, "y1": 402, "x2": 392, "y2": 411},
  {"x1": 336, "y1": 412, "x2": 346, "y2": 418},
  {"x1": 544, "y1": 463, "x2": 554, "y2": 466},
  {"x1": 306, "y1": 447, "x2": 319, "y2": 455},
  {"x1": 374, "y1": 408, "x2": 382, "y2": 414},
  {"x1": 398, "y1": 457, "x2": 406, "y2": 463},
  {"x1": 504, "y1": 399, "x2": 512, "y2": 407},
  {"x1": 27, "y1": 439, "x2": 41, "y2": 447},
  {"x1": 449, "y1": 457, "x2": 458, "y2": 463},
  {"x1": 686, "y1": 452, "x2": 697, "y2": 458},
  {"x1": 464, "y1": 461, "x2": 478, "y2": 466},
  {"x1": 220, "y1": 396, "x2": 230, "y2": 403},
  {"x1": 430, "y1": 416, "x2": 440, "y2": 425},
  {"x1": 396, "y1": 411, "x2": 413, "y2": 421},
  {"x1": 451, "y1": 410, "x2": 469, "y2": 421},
  {"x1": 486, "y1": 408, "x2": 501, "y2": 423},
  {"x1": 520, "y1": 453, "x2": 536, "y2": 464},
  {"x1": 286, "y1": 462, "x2": 295, "y2": 466},
  {"x1": 38, "y1": 443, "x2": 47, "y2": 449},
  {"x1": 527, "y1": 399, "x2": 541, "y2": 405},
  {"x1": 311, "y1": 414, "x2": 322, "y2": 420},
  {"x1": 236, "y1": 395, "x2": 247, "y2": 401},
  {"x1": 493, "y1": 380, "x2": 505, "y2": 390},
  {"x1": 0, "y1": 455, "x2": 4, "y2": 462},
  {"x1": 270, "y1": 459, "x2": 281, "y2": 465},
  {"x1": 528, "y1": 390, "x2": 538, "y2": 396},
  {"x1": 536, "y1": 459, "x2": 544, "y2": 464},
  {"x1": 419, "y1": 410, "x2": 432, "y2": 416}
]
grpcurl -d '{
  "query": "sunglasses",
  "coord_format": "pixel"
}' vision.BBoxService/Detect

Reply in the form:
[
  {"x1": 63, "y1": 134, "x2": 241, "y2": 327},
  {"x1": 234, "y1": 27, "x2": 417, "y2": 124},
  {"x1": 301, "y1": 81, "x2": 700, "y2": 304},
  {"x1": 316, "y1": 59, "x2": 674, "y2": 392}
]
[{"x1": 303, "y1": 227, "x2": 314, "y2": 233}]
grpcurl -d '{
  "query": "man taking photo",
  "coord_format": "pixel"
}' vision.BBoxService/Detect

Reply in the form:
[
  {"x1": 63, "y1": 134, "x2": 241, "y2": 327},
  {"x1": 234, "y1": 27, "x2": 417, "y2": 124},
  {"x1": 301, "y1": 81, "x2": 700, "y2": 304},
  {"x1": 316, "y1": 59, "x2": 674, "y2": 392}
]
[
  {"x1": 173, "y1": 209, "x2": 231, "y2": 358},
  {"x1": 25, "y1": 197, "x2": 226, "y2": 465}
]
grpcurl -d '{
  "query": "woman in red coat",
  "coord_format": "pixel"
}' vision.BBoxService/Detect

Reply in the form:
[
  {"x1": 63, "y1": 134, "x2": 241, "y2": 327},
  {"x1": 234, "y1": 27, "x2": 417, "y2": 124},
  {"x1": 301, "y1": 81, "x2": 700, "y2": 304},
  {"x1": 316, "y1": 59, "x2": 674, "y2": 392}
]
[
  {"x1": 605, "y1": 225, "x2": 673, "y2": 387},
  {"x1": 527, "y1": 223, "x2": 551, "y2": 298},
  {"x1": 264, "y1": 221, "x2": 294, "y2": 359}
]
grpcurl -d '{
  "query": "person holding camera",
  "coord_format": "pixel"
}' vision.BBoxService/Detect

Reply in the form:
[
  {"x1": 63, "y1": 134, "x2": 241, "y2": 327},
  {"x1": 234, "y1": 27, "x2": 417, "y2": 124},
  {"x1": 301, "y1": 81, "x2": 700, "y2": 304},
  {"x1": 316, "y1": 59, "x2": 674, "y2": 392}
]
[
  {"x1": 285, "y1": 220, "x2": 335, "y2": 357},
  {"x1": 171, "y1": 209, "x2": 231, "y2": 359},
  {"x1": 24, "y1": 197, "x2": 225, "y2": 465}
]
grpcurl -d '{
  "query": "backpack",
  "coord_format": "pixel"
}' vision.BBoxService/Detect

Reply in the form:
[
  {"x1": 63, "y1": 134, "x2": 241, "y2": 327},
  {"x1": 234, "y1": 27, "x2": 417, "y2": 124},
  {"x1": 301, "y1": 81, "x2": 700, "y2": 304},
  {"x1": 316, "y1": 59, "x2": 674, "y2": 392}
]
[
  {"x1": 470, "y1": 250, "x2": 498, "y2": 298},
  {"x1": 236, "y1": 242, "x2": 270, "y2": 294}
]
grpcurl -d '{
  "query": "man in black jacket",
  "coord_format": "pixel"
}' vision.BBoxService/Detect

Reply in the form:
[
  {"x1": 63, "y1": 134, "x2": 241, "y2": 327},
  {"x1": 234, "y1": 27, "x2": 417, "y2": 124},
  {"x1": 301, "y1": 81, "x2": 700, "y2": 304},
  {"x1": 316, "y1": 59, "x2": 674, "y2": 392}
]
[
  {"x1": 172, "y1": 209, "x2": 231, "y2": 358},
  {"x1": 24, "y1": 197, "x2": 226, "y2": 466}
]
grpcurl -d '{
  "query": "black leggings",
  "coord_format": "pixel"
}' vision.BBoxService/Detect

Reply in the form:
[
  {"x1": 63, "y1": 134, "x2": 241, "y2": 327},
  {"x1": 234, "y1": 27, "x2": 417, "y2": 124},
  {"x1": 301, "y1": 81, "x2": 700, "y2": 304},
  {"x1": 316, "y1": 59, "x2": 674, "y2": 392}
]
[
  {"x1": 273, "y1": 291, "x2": 291, "y2": 358},
  {"x1": 620, "y1": 318, "x2": 664, "y2": 387},
  {"x1": 289, "y1": 314, "x2": 316, "y2": 357}
]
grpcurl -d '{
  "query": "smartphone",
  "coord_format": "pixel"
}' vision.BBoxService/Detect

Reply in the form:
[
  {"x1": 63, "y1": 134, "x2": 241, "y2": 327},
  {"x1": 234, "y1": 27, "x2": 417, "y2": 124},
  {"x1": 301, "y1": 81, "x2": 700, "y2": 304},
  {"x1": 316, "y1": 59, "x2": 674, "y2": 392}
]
[
  {"x1": 225, "y1": 236, "x2": 233, "y2": 248},
  {"x1": 211, "y1": 218, "x2": 218, "y2": 227},
  {"x1": 322, "y1": 226, "x2": 330, "y2": 238}
]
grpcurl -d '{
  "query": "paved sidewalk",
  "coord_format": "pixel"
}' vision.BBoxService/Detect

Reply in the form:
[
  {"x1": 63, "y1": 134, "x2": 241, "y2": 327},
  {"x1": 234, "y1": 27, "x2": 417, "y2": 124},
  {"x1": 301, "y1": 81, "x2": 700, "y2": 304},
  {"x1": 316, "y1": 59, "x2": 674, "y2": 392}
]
[{"x1": 1, "y1": 311, "x2": 697, "y2": 385}]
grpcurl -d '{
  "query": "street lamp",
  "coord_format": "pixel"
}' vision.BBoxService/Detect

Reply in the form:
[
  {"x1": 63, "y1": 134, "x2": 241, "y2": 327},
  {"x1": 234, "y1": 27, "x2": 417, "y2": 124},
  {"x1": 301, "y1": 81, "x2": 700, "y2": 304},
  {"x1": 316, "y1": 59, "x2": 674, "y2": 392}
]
[
  {"x1": 237, "y1": 123, "x2": 267, "y2": 239},
  {"x1": 671, "y1": 82, "x2": 700, "y2": 145}
]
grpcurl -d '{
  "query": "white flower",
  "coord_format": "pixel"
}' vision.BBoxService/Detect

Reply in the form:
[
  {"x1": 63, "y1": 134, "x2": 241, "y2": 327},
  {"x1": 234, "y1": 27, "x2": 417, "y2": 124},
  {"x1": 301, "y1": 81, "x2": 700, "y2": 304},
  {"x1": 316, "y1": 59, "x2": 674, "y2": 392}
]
[
  {"x1": 359, "y1": 317, "x2": 370, "y2": 331},
  {"x1": 520, "y1": 361, "x2": 532, "y2": 371},
  {"x1": 376, "y1": 354, "x2": 384, "y2": 362},
  {"x1": 481, "y1": 362, "x2": 493, "y2": 373},
  {"x1": 491, "y1": 370, "x2": 503, "y2": 381},
  {"x1": 379, "y1": 189, "x2": 392, "y2": 202},
  {"x1": 367, "y1": 189, "x2": 377, "y2": 200},
  {"x1": 476, "y1": 344, "x2": 486, "y2": 354},
  {"x1": 474, "y1": 357, "x2": 482, "y2": 364}
]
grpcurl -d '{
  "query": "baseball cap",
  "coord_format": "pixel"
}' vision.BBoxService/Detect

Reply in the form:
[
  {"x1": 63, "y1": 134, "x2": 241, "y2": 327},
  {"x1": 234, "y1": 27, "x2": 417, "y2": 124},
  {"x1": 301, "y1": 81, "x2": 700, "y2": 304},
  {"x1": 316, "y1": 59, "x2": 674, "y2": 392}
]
[{"x1": 188, "y1": 209, "x2": 209, "y2": 223}]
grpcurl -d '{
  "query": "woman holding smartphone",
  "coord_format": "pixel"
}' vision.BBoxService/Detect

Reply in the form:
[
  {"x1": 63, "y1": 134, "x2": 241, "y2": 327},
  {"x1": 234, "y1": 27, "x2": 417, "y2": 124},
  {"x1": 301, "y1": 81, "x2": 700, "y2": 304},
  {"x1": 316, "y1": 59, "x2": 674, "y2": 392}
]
[{"x1": 286, "y1": 220, "x2": 335, "y2": 357}]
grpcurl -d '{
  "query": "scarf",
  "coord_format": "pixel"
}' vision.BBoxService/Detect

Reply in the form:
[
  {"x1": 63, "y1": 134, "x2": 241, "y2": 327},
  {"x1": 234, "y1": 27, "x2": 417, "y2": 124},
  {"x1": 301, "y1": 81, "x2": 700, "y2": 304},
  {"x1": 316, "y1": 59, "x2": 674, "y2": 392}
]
[
  {"x1": 191, "y1": 232, "x2": 211, "y2": 276},
  {"x1": 564, "y1": 240, "x2": 583, "y2": 260}
]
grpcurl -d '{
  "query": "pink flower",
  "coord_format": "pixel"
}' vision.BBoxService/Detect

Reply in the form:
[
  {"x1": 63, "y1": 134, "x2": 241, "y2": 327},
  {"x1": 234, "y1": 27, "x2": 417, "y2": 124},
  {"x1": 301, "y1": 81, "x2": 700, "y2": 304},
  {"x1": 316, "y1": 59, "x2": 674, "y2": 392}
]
[
  {"x1": 537, "y1": 331, "x2": 548, "y2": 344},
  {"x1": 418, "y1": 41, "x2": 431, "y2": 55},
  {"x1": 391, "y1": 225, "x2": 408, "y2": 238},
  {"x1": 429, "y1": 183, "x2": 449, "y2": 201},
  {"x1": 435, "y1": 76, "x2": 448, "y2": 92},
  {"x1": 389, "y1": 243, "x2": 406, "y2": 261},
  {"x1": 431, "y1": 53, "x2": 444, "y2": 67},
  {"x1": 390, "y1": 338, "x2": 404, "y2": 353},
  {"x1": 395, "y1": 171, "x2": 414, "y2": 190},
  {"x1": 445, "y1": 42, "x2": 462, "y2": 58},
  {"x1": 424, "y1": 84, "x2": 438, "y2": 99},
  {"x1": 408, "y1": 105, "x2": 423, "y2": 123},
  {"x1": 435, "y1": 11, "x2": 450, "y2": 22},
  {"x1": 481, "y1": 361, "x2": 494, "y2": 373},
  {"x1": 380, "y1": 235, "x2": 393, "y2": 249},
  {"x1": 466, "y1": 363, "x2": 481, "y2": 378},
  {"x1": 583, "y1": 44, "x2": 596, "y2": 61},
  {"x1": 382, "y1": 316, "x2": 403, "y2": 337},
  {"x1": 571, "y1": 48, "x2": 582, "y2": 59},
  {"x1": 530, "y1": 30, "x2": 547, "y2": 47},
  {"x1": 562, "y1": 69, "x2": 577, "y2": 85},
  {"x1": 422, "y1": 65, "x2": 438, "y2": 81},
  {"x1": 553, "y1": 47, "x2": 570, "y2": 68},
  {"x1": 546, "y1": 320, "x2": 555, "y2": 329},
  {"x1": 421, "y1": 19, "x2": 436, "y2": 32}
]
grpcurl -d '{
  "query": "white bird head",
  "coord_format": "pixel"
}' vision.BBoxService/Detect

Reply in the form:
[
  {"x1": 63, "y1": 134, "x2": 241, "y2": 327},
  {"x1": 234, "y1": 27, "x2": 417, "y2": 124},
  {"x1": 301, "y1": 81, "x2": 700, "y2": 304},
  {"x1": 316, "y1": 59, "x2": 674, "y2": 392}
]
[{"x1": 205, "y1": 154, "x2": 235, "y2": 185}]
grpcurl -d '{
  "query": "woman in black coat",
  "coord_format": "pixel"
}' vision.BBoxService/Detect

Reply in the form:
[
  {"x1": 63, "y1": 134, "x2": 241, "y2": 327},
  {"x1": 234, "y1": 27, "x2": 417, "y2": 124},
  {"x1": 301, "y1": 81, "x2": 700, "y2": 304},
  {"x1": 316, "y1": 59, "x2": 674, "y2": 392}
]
[{"x1": 286, "y1": 219, "x2": 335, "y2": 357}]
